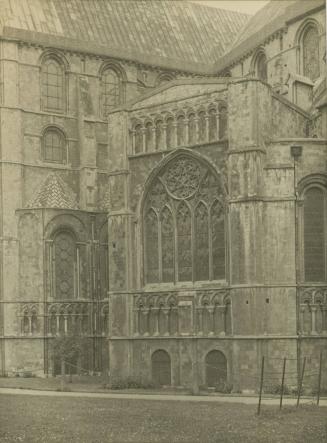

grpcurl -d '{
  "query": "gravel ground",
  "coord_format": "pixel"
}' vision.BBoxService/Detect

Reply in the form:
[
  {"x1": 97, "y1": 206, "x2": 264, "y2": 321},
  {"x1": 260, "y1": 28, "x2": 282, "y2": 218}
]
[{"x1": 0, "y1": 393, "x2": 326, "y2": 443}]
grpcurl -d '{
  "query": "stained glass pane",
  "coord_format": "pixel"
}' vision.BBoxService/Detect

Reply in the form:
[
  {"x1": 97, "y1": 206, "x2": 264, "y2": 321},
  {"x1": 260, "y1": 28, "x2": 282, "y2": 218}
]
[
  {"x1": 54, "y1": 232, "x2": 75, "y2": 299},
  {"x1": 211, "y1": 200, "x2": 225, "y2": 280},
  {"x1": 303, "y1": 26, "x2": 320, "y2": 81},
  {"x1": 304, "y1": 187, "x2": 325, "y2": 281},
  {"x1": 102, "y1": 69, "x2": 121, "y2": 117},
  {"x1": 161, "y1": 206, "x2": 174, "y2": 282},
  {"x1": 42, "y1": 59, "x2": 64, "y2": 112},
  {"x1": 145, "y1": 209, "x2": 159, "y2": 283},
  {"x1": 177, "y1": 202, "x2": 192, "y2": 281},
  {"x1": 195, "y1": 203, "x2": 209, "y2": 281},
  {"x1": 44, "y1": 129, "x2": 64, "y2": 163}
]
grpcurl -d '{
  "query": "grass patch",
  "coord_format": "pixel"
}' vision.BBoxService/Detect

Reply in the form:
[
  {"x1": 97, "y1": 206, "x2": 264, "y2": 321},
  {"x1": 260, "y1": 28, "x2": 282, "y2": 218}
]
[{"x1": 0, "y1": 393, "x2": 326, "y2": 442}]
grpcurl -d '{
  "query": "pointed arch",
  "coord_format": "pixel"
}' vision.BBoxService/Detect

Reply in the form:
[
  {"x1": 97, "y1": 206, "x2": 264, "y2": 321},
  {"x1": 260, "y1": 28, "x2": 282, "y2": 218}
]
[
  {"x1": 144, "y1": 208, "x2": 159, "y2": 283},
  {"x1": 251, "y1": 48, "x2": 267, "y2": 82},
  {"x1": 194, "y1": 202, "x2": 209, "y2": 281},
  {"x1": 141, "y1": 149, "x2": 226, "y2": 285},
  {"x1": 160, "y1": 206, "x2": 175, "y2": 283},
  {"x1": 211, "y1": 200, "x2": 226, "y2": 280},
  {"x1": 176, "y1": 201, "x2": 192, "y2": 282},
  {"x1": 295, "y1": 19, "x2": 321, "y2": 81}
]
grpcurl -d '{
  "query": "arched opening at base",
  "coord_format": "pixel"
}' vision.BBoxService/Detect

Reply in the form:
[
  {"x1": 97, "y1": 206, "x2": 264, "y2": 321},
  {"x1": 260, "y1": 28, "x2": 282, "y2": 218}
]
[
  {"x1": 151, "y1": 350, "x2": 171, "y2": 386},
  {"x1": 205, "y1": 350, "x2": 227, "y2": 387}
]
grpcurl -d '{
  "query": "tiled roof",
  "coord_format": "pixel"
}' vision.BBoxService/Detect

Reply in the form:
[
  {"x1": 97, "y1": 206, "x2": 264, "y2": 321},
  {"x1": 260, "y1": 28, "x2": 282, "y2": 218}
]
[
  {"x1": 0, "y1": 0, "x2": 249, "y2": 65},
  {"x1": 26, "y1": 173, "x2": 78, "y2": 209},
  {"x1": 230, "y1": 1, "x2": 297, "y2": 50},
  {"x1": 215, "y1": 0, "x2": 325, "y2": 72}
]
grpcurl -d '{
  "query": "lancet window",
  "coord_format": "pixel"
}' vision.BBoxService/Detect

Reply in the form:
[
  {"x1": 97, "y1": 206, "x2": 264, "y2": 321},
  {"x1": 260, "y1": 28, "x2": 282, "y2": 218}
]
[
  {"x1": 302, "y1": 25, "x2": 320, "y2": 81},
  {"x1": 143, "y1": 155, "x2": 226, "y2": 284},
  {"x1": 303, "y1": 186, "x2": 327, "y2": 282},
  {"x1": 41, "y1": 55, "x2": 65, "y2": 113},
  {"x1": 101, "y1": 67, "x2": 123, "y2": 117},
  {"x1": 49, "y1": 230, "x2": 86, "y2": 300}
]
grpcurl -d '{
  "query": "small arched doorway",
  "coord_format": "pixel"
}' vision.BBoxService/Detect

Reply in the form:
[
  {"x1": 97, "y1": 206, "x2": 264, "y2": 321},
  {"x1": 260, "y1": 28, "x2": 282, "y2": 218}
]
[
  {"x1": 151, "y1": 350, "x2": 171, "y2": 386},
  {"x1": 205, "y1": 350, "x2": 227, "y2": 387}
]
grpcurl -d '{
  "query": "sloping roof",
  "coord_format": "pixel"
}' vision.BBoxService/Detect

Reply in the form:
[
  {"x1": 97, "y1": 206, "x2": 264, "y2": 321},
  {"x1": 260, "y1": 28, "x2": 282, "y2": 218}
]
[
  {"x1": 230, "y1": 1, "x2": 297, "y2": 50},
  {"x1": 215, "y1": 0, "x2": 325, "y2": 72},
  {"x1": 26, "y1": 173, "x2": 78, "y2": 209},
  {"x1": 0, "y1": 0, "x2": 249, "y2": 66}
]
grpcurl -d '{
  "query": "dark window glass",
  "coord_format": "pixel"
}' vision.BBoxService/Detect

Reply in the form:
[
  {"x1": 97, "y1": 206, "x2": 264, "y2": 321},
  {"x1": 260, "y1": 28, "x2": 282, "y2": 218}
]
[
  {"x1": 304, "y1": 187, "x2": 325, "y2": 281},
  {"x1": 303, "y1": 26, "x2": 320, "y2": 81}
]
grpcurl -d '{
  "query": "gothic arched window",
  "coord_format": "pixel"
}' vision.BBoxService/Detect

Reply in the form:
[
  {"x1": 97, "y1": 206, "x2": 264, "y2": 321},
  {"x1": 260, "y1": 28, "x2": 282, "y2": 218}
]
[
  {"x1": 43, "y1": 127, "x2": 66, "y2": 163},
  {"x1": 41, "y1": 56, "x2": 65, "y2": 113},
  {"x1": 143, "y1": 156, "x2": 226, "y2": 285},
  {"x1": 52, "y1": 231, "x2": 77, "y2": 299},
  {"x1": 303, "y1": 186, "x2": 326, "y2": 282},
  {"x1": 302, "y1": 25, "x2": 320, "y2": 81},
  {"x1": 255, "y1": 51, "x2": 267, "y2": 82},
  {"x1": 101, "y1": 67, "x2": 123, "y2": 117},
  {"x1": 145, "y1": 208, "x2": 159, "y2": 283}
]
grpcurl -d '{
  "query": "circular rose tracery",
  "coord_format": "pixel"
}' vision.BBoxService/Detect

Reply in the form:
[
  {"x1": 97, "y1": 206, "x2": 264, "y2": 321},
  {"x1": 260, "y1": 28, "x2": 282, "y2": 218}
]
[{"x1": 162, "y1": 158, "x2": 201, "y2": 199}]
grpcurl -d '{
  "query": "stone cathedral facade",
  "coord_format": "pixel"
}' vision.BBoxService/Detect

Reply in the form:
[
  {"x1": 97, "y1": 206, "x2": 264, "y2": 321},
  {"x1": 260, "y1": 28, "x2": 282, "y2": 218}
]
[{"x1": 0, "y1": 0, "x2": 326, "y2": 391}]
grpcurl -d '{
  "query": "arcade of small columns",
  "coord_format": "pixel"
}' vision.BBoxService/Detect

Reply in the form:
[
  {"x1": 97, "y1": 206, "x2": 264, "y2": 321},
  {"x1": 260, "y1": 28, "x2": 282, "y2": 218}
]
[
  {"x1": 130, "y1": 99, "x2": 228, "y2": 155},
  {"x1": 133, "y1": 291, "x2": 232, "y2": 337},
  {"x1": 300, "y1": 288, "x2": 327, "y2": 335},
  {"x1": 20, "y1": 303, "x2": 109, "y2": 337}
]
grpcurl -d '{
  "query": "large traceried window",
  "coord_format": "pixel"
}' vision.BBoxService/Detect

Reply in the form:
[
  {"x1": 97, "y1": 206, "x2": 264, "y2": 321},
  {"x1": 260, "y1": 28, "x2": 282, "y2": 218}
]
[
  {"x1": 43, "y1": 127, "x2": 66, "y2": 163},
  {"x1": 143, "y1": 155, "x2": 226, "y2": 284},
  {"x1": 303, "y1": 186, "x2": 326, "y2": 282},
  {"x1": 41, "y1": 56, "x2": 65, "y2": 113},
  {"x1": 101, "y1": 67, "x2": 123, "y2": 117},
  {"x1": 302, "y1": 25, "x2": 320, "y2": 81}
]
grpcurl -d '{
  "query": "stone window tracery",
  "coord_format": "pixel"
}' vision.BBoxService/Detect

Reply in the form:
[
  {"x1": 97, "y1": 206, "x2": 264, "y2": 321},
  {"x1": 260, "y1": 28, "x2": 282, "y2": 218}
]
[
  {"x1": 143, "y1": 155, "x2": 225, "y2": 284},
  {"x1": 43, "y1": 127, "x2": 66, "y2": 163},
  {"x1": 50, "y1": 230, "x2": 86, "y2": 300},
  {"x1": 303, "y1": 186, "x2": 326, "y2": 282},
  {"x1": 101, "y1": 67, "x2": 123, "y2": 117},
  {"x1": 41, "y1": 56, "x2": 65, "y2": 113},
  {"x1": 302, "y1": 25, "x2": 320, "y2": 81}
]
